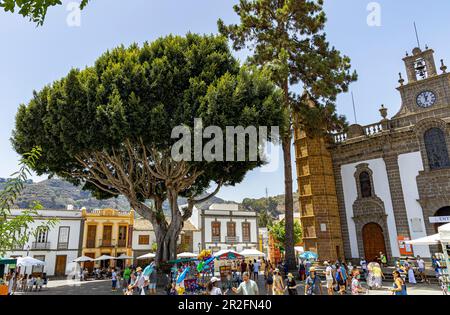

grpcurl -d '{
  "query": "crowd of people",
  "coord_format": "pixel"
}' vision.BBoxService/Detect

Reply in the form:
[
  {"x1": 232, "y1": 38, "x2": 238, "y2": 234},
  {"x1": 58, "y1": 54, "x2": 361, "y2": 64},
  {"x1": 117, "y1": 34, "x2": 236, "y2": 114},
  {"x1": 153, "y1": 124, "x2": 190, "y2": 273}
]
[{"x1": 3, "y1": 272, "x2": 48, "y2": 295}]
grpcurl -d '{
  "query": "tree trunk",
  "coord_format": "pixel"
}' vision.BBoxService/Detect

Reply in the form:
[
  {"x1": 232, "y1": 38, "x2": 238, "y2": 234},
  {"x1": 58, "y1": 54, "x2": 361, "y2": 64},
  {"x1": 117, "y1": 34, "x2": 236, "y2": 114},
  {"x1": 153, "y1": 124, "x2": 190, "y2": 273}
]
[
  {"x1": 282, "y1": 80, "x2": 296, "y2": 271},
  {"x1": 282, "y1": 134, "x2": 296, "y2": 270}
]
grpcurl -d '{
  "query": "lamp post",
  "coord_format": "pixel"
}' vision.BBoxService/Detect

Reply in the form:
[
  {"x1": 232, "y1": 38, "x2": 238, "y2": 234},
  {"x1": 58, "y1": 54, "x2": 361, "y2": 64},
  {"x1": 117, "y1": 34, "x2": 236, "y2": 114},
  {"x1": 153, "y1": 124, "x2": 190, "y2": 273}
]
[{"x1": 197, "y1": 242, "x2": 201, "y2": 254}]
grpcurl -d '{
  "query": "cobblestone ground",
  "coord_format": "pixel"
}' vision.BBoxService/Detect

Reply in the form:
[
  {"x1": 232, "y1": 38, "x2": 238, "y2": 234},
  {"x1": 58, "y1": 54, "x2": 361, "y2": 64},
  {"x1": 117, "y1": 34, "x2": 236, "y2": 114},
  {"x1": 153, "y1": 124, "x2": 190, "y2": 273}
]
[{"x1": 13, "y1": 276, "x2": 444, "y2": 296}]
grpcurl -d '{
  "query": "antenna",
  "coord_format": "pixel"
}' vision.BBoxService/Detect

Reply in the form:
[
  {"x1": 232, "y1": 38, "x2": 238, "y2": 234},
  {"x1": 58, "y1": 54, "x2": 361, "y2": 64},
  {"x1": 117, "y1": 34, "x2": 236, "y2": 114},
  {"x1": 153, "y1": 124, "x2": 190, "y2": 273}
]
[
  {"x1": 351, "y1": 92, "x2": 358, "y2": 124},
  {"x1": 414, "y1": 22, "x2": 421, "y2": 49}
]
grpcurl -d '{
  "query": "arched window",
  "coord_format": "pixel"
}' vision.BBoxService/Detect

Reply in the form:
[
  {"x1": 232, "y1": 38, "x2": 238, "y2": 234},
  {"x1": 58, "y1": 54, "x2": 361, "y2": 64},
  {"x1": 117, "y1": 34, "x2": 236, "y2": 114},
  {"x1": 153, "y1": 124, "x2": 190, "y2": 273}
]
[
  {"x1": 424, "y1": 128, "x2": 450, "y2": 170},
  {"x1": 359, "y1": 171, "x2": 372, "y2": 198}
]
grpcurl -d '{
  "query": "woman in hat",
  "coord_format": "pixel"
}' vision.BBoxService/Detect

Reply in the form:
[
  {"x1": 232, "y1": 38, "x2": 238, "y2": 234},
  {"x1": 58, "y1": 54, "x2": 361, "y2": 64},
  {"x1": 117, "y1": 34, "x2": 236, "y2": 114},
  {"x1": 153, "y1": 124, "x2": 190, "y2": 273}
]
[
  {"x1": 273, "y1": 269, "x2": 285, "y2": 295},
  {"x1": 207, "y1": 277, "x2": 223, "y2": 295},
  {"x1": 305, "y1": 267, "x2": 323, "y2": 296},
  {"x1": 285, "y1": 273, "x2": 299, "y2": 295}
]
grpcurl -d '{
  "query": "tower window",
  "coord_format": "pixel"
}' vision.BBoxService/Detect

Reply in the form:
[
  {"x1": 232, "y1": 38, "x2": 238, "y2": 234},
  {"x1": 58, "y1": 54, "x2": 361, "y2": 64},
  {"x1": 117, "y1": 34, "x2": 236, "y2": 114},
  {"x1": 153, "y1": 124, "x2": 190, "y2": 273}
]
[
  {"x1": 424, "y1": 128, "x2": 450, "y2": 170},
  {"x1": 414, "y1": 57, "x2": 428, "y2": 80},
  {"x1": 359, "y1": 171, "x2": 372, "y2": 198}
]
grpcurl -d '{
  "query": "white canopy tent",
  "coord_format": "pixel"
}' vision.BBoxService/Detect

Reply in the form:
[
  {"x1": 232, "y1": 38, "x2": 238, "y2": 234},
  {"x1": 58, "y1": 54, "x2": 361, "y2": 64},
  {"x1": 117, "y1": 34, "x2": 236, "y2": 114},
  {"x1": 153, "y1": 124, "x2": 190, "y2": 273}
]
[
  {"x1": 136, "y1": 253, "x2": 156, "y2": 260},
  {"x1": 294, "y1": 246, "x2": 305, "y2": 253},
  {"x1": 239, "y1": 249, "x2": 266, "y2": 258},
  {"x1": 177, "y1": 252, "x2": 197, "y2": 259},
  {"x1": 116, "y1": 254, "x2": 134, "y2": 260},
  {"x1": 17, "y1": 256, "x2": 46, "y2": 267},
  {"x1": 94, "y1": 255, "x2": 117, "y2": 261},
  {"x1": 439, "y1": 223, "x2": 450, "y2": 242},
  {"x1": 404, "y1": 234, "x2": 441, "y2": 246},
  {"x1": 73, "y1": 256, "x2": 94, "y2": 263}
]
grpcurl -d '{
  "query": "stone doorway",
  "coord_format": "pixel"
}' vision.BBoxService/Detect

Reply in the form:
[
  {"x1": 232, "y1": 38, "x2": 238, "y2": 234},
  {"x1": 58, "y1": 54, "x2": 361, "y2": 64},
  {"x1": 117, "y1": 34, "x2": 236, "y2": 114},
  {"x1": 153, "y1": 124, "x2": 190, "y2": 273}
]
[{"x1": 362, "y1": 223, "x2": 387, "y2": 263}]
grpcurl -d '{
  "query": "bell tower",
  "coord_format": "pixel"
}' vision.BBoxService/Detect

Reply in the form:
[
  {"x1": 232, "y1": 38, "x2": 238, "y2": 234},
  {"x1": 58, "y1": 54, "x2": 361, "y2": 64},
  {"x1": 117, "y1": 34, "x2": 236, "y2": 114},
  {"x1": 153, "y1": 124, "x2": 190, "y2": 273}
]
[{"x1": 395, "y1": 46, "x2": 450, "y2": 117}]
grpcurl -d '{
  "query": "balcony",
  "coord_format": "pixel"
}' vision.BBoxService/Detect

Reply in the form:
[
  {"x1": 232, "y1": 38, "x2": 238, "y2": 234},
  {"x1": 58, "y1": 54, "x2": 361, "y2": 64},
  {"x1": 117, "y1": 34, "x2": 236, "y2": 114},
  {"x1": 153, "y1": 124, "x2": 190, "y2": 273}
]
[
  {"x1": 32, "y1": 242, "x2": 51, "y2": 250},
  {"x1": 117, "y1": 240, "x2": 127, "y2": 248},
  {"x1": 212, "y1": 236, "x2": 221, "y2": 243},
  {"x1": 100, "y1": 239, "x2": 113, "y2": 247},
  {"x1": 225, "y1": 236, "x2": 239, "y2": 244}
]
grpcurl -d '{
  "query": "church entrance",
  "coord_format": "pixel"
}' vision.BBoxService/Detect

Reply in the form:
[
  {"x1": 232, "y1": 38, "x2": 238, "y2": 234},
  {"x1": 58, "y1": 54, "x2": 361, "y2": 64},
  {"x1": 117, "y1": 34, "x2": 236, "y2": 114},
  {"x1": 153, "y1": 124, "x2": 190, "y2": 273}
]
[{"x1": 362, "y1": 223, "x2": 387, "y2": 262}]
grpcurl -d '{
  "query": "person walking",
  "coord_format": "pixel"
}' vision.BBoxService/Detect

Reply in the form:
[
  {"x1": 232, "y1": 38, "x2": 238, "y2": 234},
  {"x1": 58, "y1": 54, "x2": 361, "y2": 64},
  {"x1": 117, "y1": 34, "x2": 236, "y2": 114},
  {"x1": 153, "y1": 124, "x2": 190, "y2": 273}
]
[
  {"x1": 305, "y1": 267, "x2": 323, "y2": 295},
  {"x1": 148, "y1": 263, "x2": 158, "y2": 295},
  {"x1": 360, "y1": 257, "x2": 368, "y2": 278},
  {"x1": 335, "y1": 263, "x2": 347, "y2": 295},
  {"x1": 298, "y1": 260, "x2": 306, "y2": 281},
  {"x1": 111, "y1": 268, "x2": 118, "y2": 292},
  {"x1": 416, "y1": 256, "x2": 429, "y2": 284},
  {"x1": 379, "y1": 252, "x2": 388, "y2": 267},
  {"x1": 253, "y1": 259, "x2": 260, "y2": 281},
  {"x1": 273, "y1": 269, "x2": 285, "y2": 295},
  {"x1": 240, "y1": 260, "x2": 247, "y2": 278},
  {"x1": 232, "y1": 272, "x2": 259, "y2": 295},
  {"x1": 351, "y1": 270, "x2": 366, "y2": 295},
  {"x1": 405, "y1": 258, "x2": 416, "y2": 285},
  {"x1": 390, "y1": 270, "x2": 407, "y2": 295},
  {"x1": 324, "y1": 262, "x2": 334, "y2": 296},
  {"x1": 265, "y1": 269, "x2": 274, "y2": 295},
  {"x1": 285, "y1": 273, "x2": 299, "y2": 295},
  {"x1": 123, "y1": 266, "x2": 131, "y2": 288}
]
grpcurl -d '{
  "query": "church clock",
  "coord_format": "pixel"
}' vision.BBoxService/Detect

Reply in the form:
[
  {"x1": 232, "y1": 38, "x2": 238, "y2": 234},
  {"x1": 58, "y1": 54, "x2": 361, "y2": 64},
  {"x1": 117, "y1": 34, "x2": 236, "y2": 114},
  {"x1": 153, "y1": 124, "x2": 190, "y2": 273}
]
[{"x1": 416, "y1": 90, "x2": 437, "y2": 108}]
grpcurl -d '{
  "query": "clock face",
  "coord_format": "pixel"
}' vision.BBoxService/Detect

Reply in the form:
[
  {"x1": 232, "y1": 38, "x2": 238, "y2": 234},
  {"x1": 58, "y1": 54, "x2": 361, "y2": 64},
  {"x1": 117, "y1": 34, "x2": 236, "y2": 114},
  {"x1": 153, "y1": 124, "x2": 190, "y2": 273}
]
[{"x1": 416, "y1": 91, "x2": 437, "y2": 108}]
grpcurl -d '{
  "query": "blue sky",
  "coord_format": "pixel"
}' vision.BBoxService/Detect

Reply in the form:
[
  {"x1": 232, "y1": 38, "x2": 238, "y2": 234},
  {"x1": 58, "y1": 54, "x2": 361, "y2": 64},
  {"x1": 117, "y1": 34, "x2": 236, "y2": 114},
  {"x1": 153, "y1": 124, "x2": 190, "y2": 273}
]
[{"x1": 1, "y1": 0, "x2": 450, "y2": 202}]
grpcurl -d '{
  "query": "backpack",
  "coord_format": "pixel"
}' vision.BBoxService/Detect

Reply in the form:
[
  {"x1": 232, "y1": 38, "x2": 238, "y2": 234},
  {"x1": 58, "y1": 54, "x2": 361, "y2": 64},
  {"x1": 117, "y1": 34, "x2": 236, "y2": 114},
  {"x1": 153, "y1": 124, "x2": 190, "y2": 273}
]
[{"x1": 335, "y1": 270, "x2": 341, "y2": 282}]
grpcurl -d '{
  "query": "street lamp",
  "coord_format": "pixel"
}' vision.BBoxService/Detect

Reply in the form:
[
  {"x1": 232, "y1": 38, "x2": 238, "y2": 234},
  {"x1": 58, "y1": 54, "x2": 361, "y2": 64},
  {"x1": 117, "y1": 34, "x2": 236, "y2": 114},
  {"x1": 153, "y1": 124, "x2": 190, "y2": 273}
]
[{"x1": 197, "y1": 242, "x2": 201, "y2": 254}]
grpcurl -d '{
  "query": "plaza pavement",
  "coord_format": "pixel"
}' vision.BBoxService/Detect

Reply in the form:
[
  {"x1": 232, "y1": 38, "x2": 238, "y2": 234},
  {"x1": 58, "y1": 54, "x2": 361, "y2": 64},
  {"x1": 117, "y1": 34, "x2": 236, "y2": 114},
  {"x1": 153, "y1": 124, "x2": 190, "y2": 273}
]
[{"x1": 13, "y1": 277, "x2": 444, "y2": 296}]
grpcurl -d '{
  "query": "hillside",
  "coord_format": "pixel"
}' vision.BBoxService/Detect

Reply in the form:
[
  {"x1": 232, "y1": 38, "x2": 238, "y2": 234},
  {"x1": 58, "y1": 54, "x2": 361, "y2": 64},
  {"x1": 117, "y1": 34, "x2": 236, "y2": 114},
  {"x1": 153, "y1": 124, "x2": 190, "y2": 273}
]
[{"x1": 0, "y1": 178, "x2": 225, "y2": 211}]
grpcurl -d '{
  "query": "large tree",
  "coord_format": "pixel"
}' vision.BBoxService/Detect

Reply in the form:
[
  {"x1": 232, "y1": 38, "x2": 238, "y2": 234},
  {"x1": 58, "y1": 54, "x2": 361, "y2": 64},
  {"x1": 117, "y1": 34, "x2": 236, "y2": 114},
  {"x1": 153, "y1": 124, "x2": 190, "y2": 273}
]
[
  {"x1": 219, "y1": 0, "x2": 357, "y2": 269},
  {"x1": 12, "y1": 34, "x2": 285, "y2": 264},
  {"x1": 0, "y1": 0, "x2": 89, "y2": 25}
]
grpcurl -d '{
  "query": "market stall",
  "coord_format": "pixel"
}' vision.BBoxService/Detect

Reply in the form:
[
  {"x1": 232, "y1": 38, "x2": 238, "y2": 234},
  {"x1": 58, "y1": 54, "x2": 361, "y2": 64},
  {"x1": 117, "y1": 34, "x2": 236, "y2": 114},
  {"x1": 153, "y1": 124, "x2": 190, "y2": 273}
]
[{"x1": 438, "y1": 223, "x2": 450, "y2": 291}]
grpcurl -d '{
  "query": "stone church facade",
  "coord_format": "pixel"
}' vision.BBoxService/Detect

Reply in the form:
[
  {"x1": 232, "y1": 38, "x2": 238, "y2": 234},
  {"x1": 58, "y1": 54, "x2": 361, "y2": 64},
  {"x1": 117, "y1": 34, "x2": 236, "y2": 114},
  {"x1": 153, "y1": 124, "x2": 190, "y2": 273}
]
[{"x1": 296, "y1": 46, "x2": 450, "y2": 262}]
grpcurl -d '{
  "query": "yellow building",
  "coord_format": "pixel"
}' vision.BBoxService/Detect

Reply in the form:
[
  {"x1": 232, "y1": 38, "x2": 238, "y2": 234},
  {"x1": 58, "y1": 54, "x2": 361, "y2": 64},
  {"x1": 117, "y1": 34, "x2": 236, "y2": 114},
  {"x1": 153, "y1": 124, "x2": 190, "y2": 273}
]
[{"x1": 81, "y1": 208, "x2": 134, "y2": 271}]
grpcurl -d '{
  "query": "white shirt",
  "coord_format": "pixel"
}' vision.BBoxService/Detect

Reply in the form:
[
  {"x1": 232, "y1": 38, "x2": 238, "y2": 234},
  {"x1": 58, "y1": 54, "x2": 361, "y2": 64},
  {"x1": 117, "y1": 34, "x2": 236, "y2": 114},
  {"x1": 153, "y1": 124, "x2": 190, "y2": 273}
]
[
  {"x1": 325, "y1": 266, "x2": 333, "y2": 281},
  {"x1": 417, "y1": 259, "x2": 425, "y2": 269},
  {"x1": 209, "y1": 287, "x2": 222, "y2": 295}
]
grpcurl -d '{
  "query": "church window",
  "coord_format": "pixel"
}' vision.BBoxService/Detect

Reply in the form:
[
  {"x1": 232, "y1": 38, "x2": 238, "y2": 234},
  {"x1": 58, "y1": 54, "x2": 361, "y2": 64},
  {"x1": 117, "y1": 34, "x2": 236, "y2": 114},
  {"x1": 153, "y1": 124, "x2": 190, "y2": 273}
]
[
  {"x1": 359, "y1": 171, "x2": 372, "y2": 198},
  {"x1": 424, "y1": 128, "x2": 450, "y2": 170}
]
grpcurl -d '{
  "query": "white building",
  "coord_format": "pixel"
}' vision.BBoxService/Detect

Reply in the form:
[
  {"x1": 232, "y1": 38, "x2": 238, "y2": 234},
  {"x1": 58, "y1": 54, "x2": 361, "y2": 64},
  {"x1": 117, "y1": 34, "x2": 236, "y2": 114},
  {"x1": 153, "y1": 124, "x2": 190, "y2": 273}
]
[
  {"x1": 132, "y1": 217, "x2": 201, "y2": 259},
  {"x1": 6, "y1": 207, "x2": 83, "y2": 277},
  {"x1": 190, "y1": 203, "x2": 259, "y2": 253}
]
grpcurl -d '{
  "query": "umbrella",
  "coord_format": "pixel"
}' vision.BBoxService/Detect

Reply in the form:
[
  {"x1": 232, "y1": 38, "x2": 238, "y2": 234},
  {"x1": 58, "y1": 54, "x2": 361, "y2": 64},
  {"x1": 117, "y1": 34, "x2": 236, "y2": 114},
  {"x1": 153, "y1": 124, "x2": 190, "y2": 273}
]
[
  {"x1": 73, "y1": 256, "x2": 94, "y2": 263},
  {"x1": 17, "y1": 257, "x2": 46, "y2": 267},
  {"x1": 299, "y1": 251, "x2": 318, "y2": 260},
  {"x1": 116, "y1": 254, "x2": 134, "y2": 260},
  {"x1": 214, "y1": 250, "x2": 244, "y2": 260},
  {"x1": 239, "y1": 249, "x2": 266, "y2": 258},
  {"x1": 404, "y1": 234, "x2": 440, "y2": 246},
  {"x1": 177, "y1": 252, "x2": 197, "y2": 259},
  {"x1": 94, "y1": 255, "x2": 116, "y2": 261},
  {"x1": 136, "y1": 253, "x2": 156, "y2": 260}
]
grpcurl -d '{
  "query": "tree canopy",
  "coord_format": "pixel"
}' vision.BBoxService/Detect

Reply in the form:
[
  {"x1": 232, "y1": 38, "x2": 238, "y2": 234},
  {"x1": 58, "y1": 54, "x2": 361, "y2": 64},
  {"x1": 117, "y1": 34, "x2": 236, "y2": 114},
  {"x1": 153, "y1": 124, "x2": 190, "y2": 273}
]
[
  {"x1": 12, "y1": 34, "x2": 285, "y2": 262},
  {"x1": 0, "y1": 0, "x2": 89, "y2": 25}
]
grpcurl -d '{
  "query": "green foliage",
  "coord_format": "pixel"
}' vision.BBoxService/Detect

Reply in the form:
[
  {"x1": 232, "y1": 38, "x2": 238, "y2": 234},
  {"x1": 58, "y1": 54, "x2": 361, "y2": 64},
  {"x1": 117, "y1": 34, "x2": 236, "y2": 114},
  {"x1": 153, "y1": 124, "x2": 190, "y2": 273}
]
[
  {"x1": 268, "y1": 219, "x2": 302, "y2": 252},
  {"x1": 0, "y1": 147, "x2": 58, "y2": 256},
  {"x1": 0, "y1": 0, "x2": 89, "y2": 25},
  {"x1": 12, "y1": 33, "x2": 285, "y2": 216},
  {"x1": 218, "y1": 0, "x2": 357, "y2": 133}
]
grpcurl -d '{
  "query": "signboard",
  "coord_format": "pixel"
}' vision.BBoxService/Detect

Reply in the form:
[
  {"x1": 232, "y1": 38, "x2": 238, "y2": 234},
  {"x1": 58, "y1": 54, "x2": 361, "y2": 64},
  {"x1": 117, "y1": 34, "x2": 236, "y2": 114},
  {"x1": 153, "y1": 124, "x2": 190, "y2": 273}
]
[
  {"x1": 397, "y1": 236, "x2": 413, "y2": 257},
  {"x1": 429, "y1": 216, "x2": 450, "y2": 224}
]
